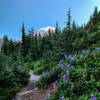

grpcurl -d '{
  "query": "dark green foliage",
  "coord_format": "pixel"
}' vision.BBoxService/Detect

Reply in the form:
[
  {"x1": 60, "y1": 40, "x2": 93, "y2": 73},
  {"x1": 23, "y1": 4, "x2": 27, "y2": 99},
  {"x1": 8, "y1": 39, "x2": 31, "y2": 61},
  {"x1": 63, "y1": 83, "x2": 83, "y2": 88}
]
[
  {"x1": 34, "y1": 34, "x2": 39, "y2": 60},
  {"x1": 65, "y1": 8, "x2": 72, "y2": 53},
  {"x1": 1, "y1": 35, "x2": 9, "y2": 55},
  {"x1": 52, "y1": 22, "x2": 64, "y2": 62},
  {"x1": 33, "y1": 60, "x2": 48, "y2": 75},
  {"x1": 21, "y1": 23, "x2": 27, "y2": 58},
  {"x1": 1, "y1": 36, "x2": 21, "y2": 56},
  {"x1": 0, "y1": 53, "x2": 29, "y2": 100}
]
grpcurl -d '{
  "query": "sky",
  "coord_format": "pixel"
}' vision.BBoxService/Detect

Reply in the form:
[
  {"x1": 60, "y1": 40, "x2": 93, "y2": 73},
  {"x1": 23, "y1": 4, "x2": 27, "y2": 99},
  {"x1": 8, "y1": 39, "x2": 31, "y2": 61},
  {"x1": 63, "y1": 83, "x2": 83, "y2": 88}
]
[{"x1": 0, "y1": 0, "x2": 100, "y2": 40}]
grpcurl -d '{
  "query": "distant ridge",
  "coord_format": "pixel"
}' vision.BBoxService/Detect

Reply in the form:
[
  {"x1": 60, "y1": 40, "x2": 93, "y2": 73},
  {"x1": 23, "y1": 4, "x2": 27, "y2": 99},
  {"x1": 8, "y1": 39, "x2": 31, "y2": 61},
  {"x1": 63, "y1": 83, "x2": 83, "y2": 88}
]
[{"x1": 0, "y1": 39, "x2": 3, "y2": 51}]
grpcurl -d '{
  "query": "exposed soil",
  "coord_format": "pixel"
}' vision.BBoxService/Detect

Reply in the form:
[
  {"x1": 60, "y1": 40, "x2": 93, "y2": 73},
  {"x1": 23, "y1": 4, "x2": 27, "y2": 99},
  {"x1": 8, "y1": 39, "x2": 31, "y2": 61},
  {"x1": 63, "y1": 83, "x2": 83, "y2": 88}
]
[{"x1": 15, "y1": 70, "x2": 56, "y2": 100}]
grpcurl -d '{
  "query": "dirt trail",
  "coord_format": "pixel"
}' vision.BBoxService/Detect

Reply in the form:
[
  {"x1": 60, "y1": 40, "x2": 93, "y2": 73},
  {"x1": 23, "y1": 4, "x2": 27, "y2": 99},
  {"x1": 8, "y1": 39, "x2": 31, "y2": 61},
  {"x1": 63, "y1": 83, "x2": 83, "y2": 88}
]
[
  {"x1": 15, "y1": 70, "x2": 40, "y2": 100},
  {"x1": 15, "y1": 70, "x2": 56, "y2": 100}
]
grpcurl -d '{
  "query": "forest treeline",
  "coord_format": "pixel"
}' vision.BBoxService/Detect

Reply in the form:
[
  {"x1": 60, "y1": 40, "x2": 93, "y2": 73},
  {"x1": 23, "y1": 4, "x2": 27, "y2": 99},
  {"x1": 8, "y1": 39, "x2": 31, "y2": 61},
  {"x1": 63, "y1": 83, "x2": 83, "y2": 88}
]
[{"x1": 1, "y1": 7, "x2": 100, "y2": 62}]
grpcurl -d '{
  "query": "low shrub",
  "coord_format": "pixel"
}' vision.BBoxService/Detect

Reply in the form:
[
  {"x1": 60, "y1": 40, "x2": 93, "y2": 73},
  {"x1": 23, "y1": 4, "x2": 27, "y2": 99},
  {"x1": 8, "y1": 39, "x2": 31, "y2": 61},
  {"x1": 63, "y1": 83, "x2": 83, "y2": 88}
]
[{"x1": 0, "y1": 54, "x2": 29, "y2": 100}]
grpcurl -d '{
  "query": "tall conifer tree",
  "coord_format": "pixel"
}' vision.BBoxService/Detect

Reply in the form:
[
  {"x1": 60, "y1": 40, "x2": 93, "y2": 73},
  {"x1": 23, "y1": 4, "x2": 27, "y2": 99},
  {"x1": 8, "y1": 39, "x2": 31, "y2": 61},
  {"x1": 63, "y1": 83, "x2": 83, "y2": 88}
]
[
  {"x1": 66, "y1": 8, "x2": 72, "y2": 53},
  {"x1": 21, "y1": 23, "x2": 26, "y2": 57}
]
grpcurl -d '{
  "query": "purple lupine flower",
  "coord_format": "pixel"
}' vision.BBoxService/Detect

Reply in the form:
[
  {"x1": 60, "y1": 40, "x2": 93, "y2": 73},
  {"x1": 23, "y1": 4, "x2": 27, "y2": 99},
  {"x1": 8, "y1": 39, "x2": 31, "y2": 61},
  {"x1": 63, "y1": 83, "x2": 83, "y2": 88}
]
[
  {"x1": 67, "y1": 64, "x2": 70, "y2": 67},
  {"x1": 80, "y1": 55, "x2": 83, "y2": 59},
  {"x1": 44, "y1": 96, "x2": 47, "y2": 100},
  {"x1": 64, "y1": 66, "x2": 67, "y2": 68},
  {"x1": 65, "y1": 63, "x2": 68, "y2": 66},
  {"x1": 58, "y1": 74, "x2": 60, "y2": 78},
  {"x1": 70, "y1": 65, "x2": 74, "y2": 69},
  {"x1": 60, "y1": 64, "x2": 64, "y2": 70},
  {"x1": 71, "y1": 84, "x2": 74, "y2": 88},
  {"x1": 66, "y1": 70, "x2": 70, "y2": 79},
  {"x1": 52, "y1": 69, "x2": 55, "y2": 72},
  {"x1": 70, "y1": 57, "x2": 75, "y2": 61},
  {"x1": 91, "y1": 96, "x2": 96, "y2": 100},
  {"x1": 56, "y1": 80, "x2": 58, "y2": 84},
  {"x1": 69, "y1": 82, "x2": 73, "y2": 85},
  {"x1": 48, "y1": 93, "x2": 50, "y2": 98},
  {"x1": 69, "y1": 82, "x2": 74, "y2": 88},
  {"x1": 68, "y1": 54, "x2": 72, "y2": 59},
  {"x1": 58, "y1": 64, "x2": 63, "y2": 68},
  {"x1": 59, "y1": 59, "x2": 64, "y2": 64},
  {"x1": 92, "y1": 68, "x2": 95, "y2": 71},
  {"x1": 63, "y1": 75, "x2": 66, "y2": 83},
  {"x1": 65, "y1": 54, "x2": 67, "y2": 59},
  {"x1": 40, "y1": 75, "x2": 43, "y2": 78},
  {"x1": 61, "y1": 64, "x2": 63, "y2": 67},
  {"x1": 53, "y1": 82, "x2": 57, "y2": 89},
  {"x1": 80, "y1": 79, "x2": 83, "y2": 82},
  {"x1": 61, "y1": 66, "x2": 64, "y2": 70},
  {"x1": 58, "y1": 63, "x2": 61, "y2": 67},
  {"x1": 43, "y1": 73, "x2": 47, "y2": 77},
  {"x1": 82, "y1": 74, "x2": 86, "y2": 78},
  {"x1": 96, "y1": 48, "x2": 100, "y2": 50},
  {"x1": 73, "y1": 54, "x2": 77, "y2": 57},
  {"x1": 76, "y1": 59, "x2": 78, "y2": 63},
  {"x1": 62, "y1": 96, "x2": 65, "y2": 100}
]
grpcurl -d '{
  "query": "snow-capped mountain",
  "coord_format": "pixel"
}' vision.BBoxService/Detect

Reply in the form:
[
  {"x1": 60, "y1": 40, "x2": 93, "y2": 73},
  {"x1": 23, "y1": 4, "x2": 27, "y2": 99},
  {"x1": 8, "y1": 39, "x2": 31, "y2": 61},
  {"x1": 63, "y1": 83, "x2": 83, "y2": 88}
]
[{"x1": 36, "y1": 26, "x2": 55, "y2": 36}]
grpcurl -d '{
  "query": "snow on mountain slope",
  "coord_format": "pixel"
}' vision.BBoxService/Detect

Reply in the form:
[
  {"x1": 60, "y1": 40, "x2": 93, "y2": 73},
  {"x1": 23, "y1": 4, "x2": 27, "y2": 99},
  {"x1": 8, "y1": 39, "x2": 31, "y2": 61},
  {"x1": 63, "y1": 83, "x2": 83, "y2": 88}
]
[{"x1": 36, "y1": 26, "x2": 55, "y2": 36}]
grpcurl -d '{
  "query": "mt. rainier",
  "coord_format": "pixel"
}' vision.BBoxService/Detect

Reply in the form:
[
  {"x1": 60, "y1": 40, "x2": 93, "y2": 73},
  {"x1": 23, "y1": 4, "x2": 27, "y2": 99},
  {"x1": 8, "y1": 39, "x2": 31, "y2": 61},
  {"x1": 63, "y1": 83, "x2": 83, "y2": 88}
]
[{"x1": 36, "y1": 26, "x2": 55, "y2": 36}]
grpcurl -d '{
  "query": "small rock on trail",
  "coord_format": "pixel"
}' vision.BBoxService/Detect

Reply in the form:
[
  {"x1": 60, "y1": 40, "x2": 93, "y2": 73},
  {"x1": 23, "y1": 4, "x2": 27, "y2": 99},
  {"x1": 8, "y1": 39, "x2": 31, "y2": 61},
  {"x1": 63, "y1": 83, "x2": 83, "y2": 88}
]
[{"x1": 29, "y1": 70, "x2": 40, "y2": 82}]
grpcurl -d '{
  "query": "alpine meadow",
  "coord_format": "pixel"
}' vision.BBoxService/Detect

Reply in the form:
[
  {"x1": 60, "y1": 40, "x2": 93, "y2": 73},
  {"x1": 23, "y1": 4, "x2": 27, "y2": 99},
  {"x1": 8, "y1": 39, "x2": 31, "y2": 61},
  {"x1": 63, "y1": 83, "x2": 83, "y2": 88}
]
[{"x1": 1, "y1": 1, "x2": 100, "y2": 100}]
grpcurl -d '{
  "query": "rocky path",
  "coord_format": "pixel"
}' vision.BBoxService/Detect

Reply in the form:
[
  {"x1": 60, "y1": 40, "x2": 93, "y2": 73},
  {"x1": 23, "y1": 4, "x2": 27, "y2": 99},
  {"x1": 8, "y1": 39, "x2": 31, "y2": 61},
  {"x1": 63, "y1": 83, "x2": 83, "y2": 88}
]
[
  {"x1": 15, "y1": 70, "x2": 56, "y2": 100},
  {"x1": 15, "y1": 70, "x2": 40, "y2": 100}
]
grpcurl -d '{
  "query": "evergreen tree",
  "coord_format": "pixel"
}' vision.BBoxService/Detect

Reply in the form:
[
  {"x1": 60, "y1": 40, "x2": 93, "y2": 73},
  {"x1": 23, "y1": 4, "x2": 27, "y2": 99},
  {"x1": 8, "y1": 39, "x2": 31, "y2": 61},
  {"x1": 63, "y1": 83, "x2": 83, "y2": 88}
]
[
  {"x1": 71, "y1": 20, "x2": 77, "y2": 44},
  {"x1": 1, "y1": 35, "x2": 9, "y2": 55},
  {"x1": 38, "y1": 33, "x2": 42, "y2": 58},
  {"x1": 34, "y1": 34, "x2": 38, "y2": 60},
  {"x1": 21, "y1": 23, "x2": 26, "y2": 57},
  {"x1": 72, "y1": 20, "x2": 76, "y2": 30},
  {"x1": 66, "y1": 8, "x2": 72, "y2": 54},
  {"x1": 39, "y1": 33, "x2": 41, "y2": 42},
  {"x1": 25, "y1": 28, "x2": 35, "y2": 61},
  {"x1": 46, "y1": 29, "x2": 53, "y2": 66},
  {"x1": 93, "y1": 6, "x2": 98, "y2": 18},
  {"x1": 9, "y1": 39, "x2": 15, "y2": 54},
  {"x1": 84, "y1": 31, "x2": 89, "y2": 48},
  {"x1": 89, "y1": 15, "x2": 93, "y2": 24},
  {"x1": 52, "y1": 21, "x2": 64, "y2": 60},
  {"x1": 14, "y1": 41, "x2": 21, "y2": 54},
  {"x1": 53, "y1": 21, "x2": 60, "y2": 56},
  {"x1": 92, "y1": 6, "x2": 98, "y2": 24},
  {"x1": 48, "y1": 29, "x2": 52, "y2": 39}
]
